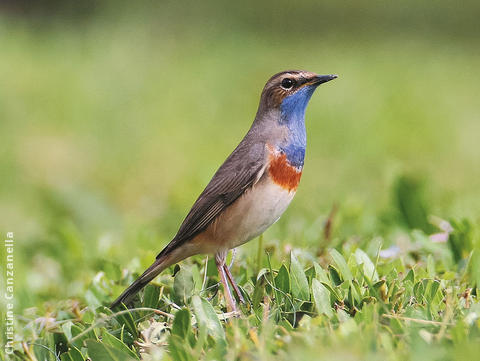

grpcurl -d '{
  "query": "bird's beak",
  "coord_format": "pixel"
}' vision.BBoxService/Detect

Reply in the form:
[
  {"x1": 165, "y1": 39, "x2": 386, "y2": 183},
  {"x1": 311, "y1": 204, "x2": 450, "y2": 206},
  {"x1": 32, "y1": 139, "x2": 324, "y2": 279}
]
[{"x1": 309, "y1": 74, "x2": 338, "y2": 86}]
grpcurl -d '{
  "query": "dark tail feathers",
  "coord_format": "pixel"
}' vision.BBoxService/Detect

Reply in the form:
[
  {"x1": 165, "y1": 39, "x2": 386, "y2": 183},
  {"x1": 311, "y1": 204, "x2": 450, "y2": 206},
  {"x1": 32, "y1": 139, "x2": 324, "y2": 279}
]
[{"x1": 110, "y1": 256, "x2": 169, "y2": 309}]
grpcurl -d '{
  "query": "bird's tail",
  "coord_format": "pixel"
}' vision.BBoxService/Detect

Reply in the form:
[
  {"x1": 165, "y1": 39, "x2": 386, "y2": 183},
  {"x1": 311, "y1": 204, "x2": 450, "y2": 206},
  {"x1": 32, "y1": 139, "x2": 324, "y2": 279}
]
[{"x1": 110, "y1": 255, "x2": 170, "y2": 309}]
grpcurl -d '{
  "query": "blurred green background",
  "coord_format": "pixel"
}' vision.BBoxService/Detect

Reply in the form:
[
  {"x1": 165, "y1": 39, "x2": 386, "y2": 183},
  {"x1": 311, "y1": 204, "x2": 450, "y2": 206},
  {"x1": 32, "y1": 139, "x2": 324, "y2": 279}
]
[{"x1": 1, "y1": 0, "x2": 479, "y2": 311}]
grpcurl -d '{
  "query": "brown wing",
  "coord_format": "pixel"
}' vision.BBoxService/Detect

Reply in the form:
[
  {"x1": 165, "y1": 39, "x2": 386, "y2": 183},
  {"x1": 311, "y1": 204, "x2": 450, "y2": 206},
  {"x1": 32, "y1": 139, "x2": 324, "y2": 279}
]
[{"x1": 156, "y1": 140, "x2": 266, "y2": 258}]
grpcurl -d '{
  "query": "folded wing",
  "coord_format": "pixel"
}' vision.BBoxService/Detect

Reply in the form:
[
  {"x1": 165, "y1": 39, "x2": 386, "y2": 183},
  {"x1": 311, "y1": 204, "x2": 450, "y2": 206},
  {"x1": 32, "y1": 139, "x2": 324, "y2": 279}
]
[{"x1": 156, "y1": 140, "x2": 266, "y2": 258}]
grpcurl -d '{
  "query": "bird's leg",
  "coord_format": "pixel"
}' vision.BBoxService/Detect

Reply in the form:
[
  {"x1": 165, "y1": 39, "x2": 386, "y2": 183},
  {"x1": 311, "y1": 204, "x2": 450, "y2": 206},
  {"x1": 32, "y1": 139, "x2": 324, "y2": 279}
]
[
  {"x1": 215, "y1": 252, "x2": 237, "y2": 313},
  {"x1": 225, "y1": 248, "x2": 245, "y2": 303},
  {"x1": 223, "y1": 263, "x2": 245, "y2": 304}
]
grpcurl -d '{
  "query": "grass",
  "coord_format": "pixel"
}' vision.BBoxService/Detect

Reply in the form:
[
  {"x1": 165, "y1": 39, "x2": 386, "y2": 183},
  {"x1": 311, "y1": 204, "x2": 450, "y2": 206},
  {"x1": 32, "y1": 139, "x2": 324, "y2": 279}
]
[
  {"x1": 5, "y1": 218, "x2": 480, "y2": 361},
  {"x1": 1, "y1": 2, "x2": 480, "y2": 360}
]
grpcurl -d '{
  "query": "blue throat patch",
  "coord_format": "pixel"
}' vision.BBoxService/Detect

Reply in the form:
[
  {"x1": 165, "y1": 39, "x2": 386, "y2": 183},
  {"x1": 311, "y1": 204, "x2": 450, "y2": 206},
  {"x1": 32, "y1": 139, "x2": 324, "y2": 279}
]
[{"x1": 279, "y1": 85, "x2": 317, "y2": 168}]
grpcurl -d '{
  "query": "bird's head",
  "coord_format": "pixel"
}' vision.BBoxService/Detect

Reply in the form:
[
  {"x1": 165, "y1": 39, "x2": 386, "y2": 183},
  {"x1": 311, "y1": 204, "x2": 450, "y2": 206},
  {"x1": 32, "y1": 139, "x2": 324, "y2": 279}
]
[{"x1": 258, "y1": 70, "x2": 337, "y2": 122}]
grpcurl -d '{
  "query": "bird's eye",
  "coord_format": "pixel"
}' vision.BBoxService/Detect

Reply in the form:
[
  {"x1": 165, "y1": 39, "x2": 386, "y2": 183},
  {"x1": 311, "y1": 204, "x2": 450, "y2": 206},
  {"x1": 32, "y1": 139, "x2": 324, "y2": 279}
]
[{"x1": 281, "y1": 78, "x2": 295, "y2": 89}]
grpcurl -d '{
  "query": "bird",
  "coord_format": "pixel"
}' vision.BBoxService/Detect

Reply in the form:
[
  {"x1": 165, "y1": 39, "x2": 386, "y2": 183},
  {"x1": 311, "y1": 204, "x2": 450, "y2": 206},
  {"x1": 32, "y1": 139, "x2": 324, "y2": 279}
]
[{"x1": 111, "y1": 70, "x2": 337, "y2": 312}]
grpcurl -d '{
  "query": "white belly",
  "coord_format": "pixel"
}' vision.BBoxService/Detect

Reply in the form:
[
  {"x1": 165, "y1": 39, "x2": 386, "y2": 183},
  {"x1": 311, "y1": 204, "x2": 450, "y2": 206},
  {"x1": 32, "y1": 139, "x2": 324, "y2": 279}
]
[{"x1": 213, "y1": 176, "x2": 296, "y2": 250}]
